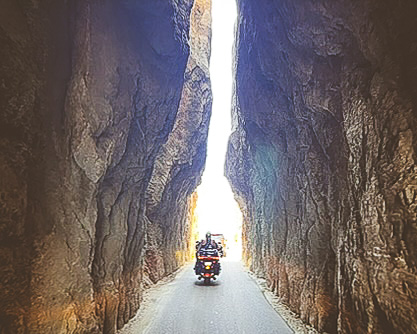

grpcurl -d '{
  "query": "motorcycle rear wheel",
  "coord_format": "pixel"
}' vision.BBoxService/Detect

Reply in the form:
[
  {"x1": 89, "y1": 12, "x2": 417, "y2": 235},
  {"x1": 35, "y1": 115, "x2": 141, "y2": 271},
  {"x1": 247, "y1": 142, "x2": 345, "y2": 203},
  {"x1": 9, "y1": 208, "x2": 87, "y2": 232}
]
[{"x1": 204, "y1": 277, "x2": 210, "y2": 285}]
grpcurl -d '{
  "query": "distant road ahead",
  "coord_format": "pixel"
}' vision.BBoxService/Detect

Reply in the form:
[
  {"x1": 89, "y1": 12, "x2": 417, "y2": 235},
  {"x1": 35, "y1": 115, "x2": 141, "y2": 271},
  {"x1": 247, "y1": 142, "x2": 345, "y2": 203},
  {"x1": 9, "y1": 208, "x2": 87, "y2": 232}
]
[{"x1": 120, "y1": 260, "x2": 294, "y2": 334}]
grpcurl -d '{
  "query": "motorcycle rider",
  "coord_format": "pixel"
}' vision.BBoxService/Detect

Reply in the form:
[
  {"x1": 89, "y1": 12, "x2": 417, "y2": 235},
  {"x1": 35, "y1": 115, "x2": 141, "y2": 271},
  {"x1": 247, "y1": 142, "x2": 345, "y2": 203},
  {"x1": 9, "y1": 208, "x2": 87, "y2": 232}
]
[
  {"x1": 194, "y1": 232, "x2": 221, "y2": 275},
  {"x1": 196, "y1": 232, "x2": 224, "y2": 256},
  {"x1": 196, "y1": 231, "x2": 218, "y2": 252}
]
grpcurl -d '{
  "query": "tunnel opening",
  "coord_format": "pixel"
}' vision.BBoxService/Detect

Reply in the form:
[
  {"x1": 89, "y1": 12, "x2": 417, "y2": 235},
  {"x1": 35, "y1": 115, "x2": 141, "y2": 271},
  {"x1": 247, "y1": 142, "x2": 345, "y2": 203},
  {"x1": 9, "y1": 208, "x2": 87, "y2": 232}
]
[{"x1": 195, "y1": 0, "x2": 242, "y2": 259}]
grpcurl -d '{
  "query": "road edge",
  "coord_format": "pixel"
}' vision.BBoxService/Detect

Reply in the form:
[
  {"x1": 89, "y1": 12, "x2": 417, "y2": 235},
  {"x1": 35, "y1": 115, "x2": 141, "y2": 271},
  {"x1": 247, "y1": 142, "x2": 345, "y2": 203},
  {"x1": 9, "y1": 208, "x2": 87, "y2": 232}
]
[
  {"x1": 117, "y1": 263, "x2": 192, "y2": 333},
  {"x1": 246, "y1": 269, "x2": 326, "y2": 334}
]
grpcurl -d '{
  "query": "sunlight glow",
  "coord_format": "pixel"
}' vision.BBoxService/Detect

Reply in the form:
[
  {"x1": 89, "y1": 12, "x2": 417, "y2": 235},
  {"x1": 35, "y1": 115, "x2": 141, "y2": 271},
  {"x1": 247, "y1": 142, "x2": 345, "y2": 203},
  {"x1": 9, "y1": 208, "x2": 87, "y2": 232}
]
[{"x1": 195, "y1": 0, "x2": 242, "y2": 259}]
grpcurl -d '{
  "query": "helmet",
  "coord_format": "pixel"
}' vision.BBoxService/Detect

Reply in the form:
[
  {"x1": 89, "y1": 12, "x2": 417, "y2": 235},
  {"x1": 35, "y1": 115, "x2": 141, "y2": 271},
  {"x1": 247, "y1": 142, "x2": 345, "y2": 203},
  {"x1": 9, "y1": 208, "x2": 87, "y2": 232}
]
[{"x1": 206, "y1": 231, "x2": 211, "y2": 239}]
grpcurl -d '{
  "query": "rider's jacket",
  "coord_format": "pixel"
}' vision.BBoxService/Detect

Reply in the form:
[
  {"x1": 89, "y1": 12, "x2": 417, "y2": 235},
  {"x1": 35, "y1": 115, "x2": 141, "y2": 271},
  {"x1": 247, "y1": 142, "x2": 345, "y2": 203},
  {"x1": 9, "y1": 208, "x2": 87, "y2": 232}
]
[{"x1": 196, "y1": 239, "x2": 219, "y2": 254}]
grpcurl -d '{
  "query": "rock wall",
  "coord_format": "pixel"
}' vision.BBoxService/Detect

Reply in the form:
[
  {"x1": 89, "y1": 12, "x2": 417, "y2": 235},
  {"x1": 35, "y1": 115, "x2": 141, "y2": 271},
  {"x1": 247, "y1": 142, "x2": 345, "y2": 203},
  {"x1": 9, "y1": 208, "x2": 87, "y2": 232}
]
[
  {"x1": 0, "y1": 0, "x2": 211, "y2": 333},
  {"x1": 144, "y1": 0, "x2": 211, "y2": 284},
  {"x1": 226, "y1": 0, "x2": 417, "y2": 333}
]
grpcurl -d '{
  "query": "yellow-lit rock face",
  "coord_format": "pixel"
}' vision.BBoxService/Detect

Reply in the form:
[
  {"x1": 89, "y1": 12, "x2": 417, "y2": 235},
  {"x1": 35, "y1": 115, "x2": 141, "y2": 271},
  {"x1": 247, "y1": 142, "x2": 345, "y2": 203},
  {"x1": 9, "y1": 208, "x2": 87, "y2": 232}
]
[
  {"x1": 0, "y1": 0, "x2": 211, "y2": 333},
  {"x1": 190, "y1": 0, "x2": 212, "y2": 71},
  {"x1": 187, "y1": 192, "x2": 200, "y2": 260}
]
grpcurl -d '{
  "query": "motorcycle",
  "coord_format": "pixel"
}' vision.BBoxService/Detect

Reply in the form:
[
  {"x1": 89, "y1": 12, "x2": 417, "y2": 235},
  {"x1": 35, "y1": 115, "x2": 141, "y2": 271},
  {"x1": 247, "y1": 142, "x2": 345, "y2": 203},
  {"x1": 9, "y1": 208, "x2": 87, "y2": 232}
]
[{"x1": 194, "y1": 248, "x2": 221, "y2": 284}]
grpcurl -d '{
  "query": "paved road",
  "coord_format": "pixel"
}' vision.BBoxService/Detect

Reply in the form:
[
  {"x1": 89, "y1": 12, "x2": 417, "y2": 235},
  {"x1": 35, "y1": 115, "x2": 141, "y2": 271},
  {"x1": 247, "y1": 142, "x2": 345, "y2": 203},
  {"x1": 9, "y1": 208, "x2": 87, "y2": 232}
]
[{"x1": 121, "y1": 260, "x2": 293, "y2": 334}]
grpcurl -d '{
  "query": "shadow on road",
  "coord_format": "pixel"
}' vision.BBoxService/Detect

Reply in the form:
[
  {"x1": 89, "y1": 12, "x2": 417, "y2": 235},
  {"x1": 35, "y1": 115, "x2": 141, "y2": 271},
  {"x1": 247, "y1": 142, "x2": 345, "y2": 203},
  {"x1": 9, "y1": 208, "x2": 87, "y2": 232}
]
[{"x1": 193, "y1": 280, "x2": 222, "y2": 287}]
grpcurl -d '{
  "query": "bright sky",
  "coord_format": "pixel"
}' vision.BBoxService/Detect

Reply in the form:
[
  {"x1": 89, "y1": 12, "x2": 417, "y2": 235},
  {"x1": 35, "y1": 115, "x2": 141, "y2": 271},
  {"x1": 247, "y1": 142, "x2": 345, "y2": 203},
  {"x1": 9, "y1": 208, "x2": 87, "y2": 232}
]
[{"x1": 195, "y1": 0, "x2": 241, "y2": 256}]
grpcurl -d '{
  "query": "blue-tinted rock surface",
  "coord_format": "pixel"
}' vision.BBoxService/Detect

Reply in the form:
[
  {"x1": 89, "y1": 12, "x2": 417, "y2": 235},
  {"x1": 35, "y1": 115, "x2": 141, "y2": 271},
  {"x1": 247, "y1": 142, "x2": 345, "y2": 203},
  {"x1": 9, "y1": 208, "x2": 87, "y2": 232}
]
[{"x1": 226, "y1": 1, "x2": 417, "y2": 333}]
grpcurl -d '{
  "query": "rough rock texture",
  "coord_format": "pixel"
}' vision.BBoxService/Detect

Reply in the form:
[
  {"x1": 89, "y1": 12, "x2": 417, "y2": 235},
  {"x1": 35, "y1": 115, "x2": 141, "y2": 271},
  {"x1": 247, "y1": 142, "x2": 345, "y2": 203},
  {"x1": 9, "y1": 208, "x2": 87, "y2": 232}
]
[
  {"x1": 0, "y1": 0, "x2": 211, "y2": 333},
  {"x1": 226, "y1": 1, "x2": 417, "y2": 333},
  {"x1": 144, "y1": 0, "x2": 212, "y2": 285}
]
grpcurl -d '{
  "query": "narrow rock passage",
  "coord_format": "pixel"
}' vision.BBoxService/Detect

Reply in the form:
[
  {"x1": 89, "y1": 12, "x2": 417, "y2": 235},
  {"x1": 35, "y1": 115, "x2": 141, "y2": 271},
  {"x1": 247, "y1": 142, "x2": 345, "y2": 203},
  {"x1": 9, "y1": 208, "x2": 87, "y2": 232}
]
[{"x1": 119, "y1": 261, "x2": 293, "y2": 334}]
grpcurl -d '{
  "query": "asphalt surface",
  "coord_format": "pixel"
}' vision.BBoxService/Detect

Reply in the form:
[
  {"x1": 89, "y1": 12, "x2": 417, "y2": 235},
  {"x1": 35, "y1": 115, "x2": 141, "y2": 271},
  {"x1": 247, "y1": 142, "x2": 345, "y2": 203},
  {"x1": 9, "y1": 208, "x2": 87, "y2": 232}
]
[{"x1": 121, "y1": 260, "x2": 294, "y2": 334}]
